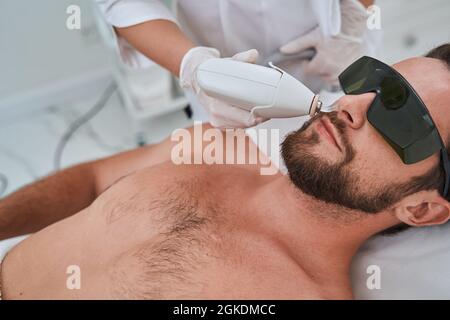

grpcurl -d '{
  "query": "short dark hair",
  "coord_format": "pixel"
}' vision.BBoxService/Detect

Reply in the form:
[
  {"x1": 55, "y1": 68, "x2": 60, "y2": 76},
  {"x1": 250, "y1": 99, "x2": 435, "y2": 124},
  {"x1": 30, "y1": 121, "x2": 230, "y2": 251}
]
[
  {"x1": 424, "y1": 43, "x2": 450, "y2": 203},
  {"x1": 426, "y1": 43, "x2": 450, "y2": 70},
  {"x1": 381, "y1": 43, "x2": 450, "y2": 236}
]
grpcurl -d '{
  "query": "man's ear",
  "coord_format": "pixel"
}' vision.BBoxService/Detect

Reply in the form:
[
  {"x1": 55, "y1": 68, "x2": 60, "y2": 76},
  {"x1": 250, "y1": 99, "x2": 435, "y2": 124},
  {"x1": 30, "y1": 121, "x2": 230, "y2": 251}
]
[{"x1": 393, "y1": 190, "x2": 450, "y2": 227}]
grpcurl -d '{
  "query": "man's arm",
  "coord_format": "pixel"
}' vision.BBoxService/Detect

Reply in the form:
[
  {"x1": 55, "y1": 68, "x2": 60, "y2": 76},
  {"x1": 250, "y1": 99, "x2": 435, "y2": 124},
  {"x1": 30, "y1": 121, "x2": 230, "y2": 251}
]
[
  {"x1": 0, "y1": 164, "x2": 96, "y2": 240},
  {"x1": 0, "y1": 131, "x2": 184, "y2": 241},
  {"x1": 0, "y1": 123, "x2": 266, "y2": 241}
]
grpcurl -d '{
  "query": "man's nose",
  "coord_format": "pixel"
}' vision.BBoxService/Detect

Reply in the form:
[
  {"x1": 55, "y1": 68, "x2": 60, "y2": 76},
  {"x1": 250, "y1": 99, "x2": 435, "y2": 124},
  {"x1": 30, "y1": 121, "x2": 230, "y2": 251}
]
[{"x1": 336, "y1": 93, "x2": 377, "y2": 130}]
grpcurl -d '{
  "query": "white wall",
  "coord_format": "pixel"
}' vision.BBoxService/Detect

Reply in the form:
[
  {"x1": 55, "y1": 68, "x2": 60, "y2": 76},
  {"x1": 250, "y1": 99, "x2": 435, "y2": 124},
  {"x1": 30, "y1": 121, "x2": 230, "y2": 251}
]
[
  {"x1": 377, "y1": 0, "x2": 450, "y2": 63},
  {"x1": 0, "y1": 0, "x2": 112, "y2": 120}
]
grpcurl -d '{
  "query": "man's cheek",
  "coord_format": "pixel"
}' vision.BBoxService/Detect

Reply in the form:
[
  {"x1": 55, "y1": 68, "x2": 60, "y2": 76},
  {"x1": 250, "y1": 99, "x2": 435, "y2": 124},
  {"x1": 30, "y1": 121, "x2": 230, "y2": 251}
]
[
  {"x1": 352, "y1": 136, "x2": 403, "y2": 182},
  {"x1": 356, "y1": 125, "x2": 397, "y2": 159},
  {"x1": 348, "y1": 132, "x2": 385, "y2": 167}
]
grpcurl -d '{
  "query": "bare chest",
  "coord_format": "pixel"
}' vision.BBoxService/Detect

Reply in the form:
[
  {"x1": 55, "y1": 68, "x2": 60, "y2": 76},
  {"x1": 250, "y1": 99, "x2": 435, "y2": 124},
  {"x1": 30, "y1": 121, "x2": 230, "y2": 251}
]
[
  {"x1": 3, "y1": 165, "x2": 326, "y2": 299},
  {"x1": 95, "y1": 167, "x2": 317, "y2": 299}
]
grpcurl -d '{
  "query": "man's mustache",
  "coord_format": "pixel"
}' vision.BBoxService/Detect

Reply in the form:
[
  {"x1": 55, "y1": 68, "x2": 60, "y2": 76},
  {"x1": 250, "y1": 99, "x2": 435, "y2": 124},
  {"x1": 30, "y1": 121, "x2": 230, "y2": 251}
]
[
  {"x1": 299, "y1": 110, "x2": 355, "y2": 164},
  {"x1": 300, "y1": 111, "x2": 345, "y2": 135}
]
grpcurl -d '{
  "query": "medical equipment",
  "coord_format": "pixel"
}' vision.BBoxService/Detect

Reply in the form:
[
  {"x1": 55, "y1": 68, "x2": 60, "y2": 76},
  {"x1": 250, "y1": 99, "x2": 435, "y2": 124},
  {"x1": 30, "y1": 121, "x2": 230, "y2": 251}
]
[
  {"x1": 196, "y1": 58, "x2": 324, "y2": 119},
  {"x1": 260, "y1": 48, "x2": 316, "y2": 66},
  {"x1": 53, "y1": 82, "x2": 117, "y2": 170},
  {"x1": 92, "y1": 2, "x2": 188, "y2": 121}
]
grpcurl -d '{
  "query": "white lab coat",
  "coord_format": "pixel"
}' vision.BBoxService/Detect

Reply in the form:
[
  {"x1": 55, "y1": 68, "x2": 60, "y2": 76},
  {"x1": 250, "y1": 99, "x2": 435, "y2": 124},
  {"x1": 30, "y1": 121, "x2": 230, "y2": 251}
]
[
  {"x1": 95, "y1": 0, "x2": 379, "y2": 120},
  {"x1": 96, "y1": 0, "x2": 343, "y2": 59}
]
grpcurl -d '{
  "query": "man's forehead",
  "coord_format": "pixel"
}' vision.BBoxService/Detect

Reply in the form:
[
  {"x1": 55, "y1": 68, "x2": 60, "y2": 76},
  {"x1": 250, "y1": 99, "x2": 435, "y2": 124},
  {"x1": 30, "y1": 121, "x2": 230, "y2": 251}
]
[
  {"x1": 392, "y1": 57, "x2": 450, "y2": 140},
  {"x1": 392, "y1": 57, "x2": 450, "y2": 98}
]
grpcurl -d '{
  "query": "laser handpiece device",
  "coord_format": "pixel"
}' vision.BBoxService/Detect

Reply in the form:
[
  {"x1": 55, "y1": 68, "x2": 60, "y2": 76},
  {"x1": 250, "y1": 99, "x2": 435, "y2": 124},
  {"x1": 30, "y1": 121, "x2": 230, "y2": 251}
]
[{"x1": 196, "y1": 58, "x2": 323, "y2": 119}]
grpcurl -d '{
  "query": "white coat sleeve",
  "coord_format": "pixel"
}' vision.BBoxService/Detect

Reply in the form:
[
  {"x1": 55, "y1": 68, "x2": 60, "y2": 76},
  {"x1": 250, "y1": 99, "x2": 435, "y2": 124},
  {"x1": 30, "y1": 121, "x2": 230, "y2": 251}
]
[{"x1": 94, "y1": 0, "x2": 177, "y2": 28}]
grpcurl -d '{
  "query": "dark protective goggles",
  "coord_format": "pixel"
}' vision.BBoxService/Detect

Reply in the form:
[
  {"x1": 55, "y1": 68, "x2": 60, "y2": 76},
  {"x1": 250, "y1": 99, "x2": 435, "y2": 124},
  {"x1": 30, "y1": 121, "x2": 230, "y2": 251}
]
[{"x1": 338, "y1": 56, "x2": 450, "y2": 197}]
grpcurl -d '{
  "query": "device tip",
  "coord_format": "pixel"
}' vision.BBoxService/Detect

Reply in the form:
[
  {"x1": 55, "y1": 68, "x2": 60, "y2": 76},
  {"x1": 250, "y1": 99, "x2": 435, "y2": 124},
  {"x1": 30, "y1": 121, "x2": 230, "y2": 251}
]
[
  {"x1": 321, "y1": 102, "x2": 337, "y2": 113},
  {"x1": 309, "y1": 96, "x2": 322, "y2": 116}
]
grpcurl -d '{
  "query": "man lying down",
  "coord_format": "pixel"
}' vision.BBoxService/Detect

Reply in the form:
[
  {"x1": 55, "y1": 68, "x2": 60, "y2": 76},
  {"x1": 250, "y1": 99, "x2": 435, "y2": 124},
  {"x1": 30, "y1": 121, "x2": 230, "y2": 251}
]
[{"x1": 1, "y1": 44, "x2": 449, "y2": 300}]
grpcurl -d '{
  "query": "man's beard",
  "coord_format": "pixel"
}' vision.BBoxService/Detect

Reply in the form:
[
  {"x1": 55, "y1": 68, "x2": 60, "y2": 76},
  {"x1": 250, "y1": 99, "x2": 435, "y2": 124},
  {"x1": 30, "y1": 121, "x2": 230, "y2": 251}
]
[{"x1": 280, "y1": 112, "x2": 425, "y2": 213}]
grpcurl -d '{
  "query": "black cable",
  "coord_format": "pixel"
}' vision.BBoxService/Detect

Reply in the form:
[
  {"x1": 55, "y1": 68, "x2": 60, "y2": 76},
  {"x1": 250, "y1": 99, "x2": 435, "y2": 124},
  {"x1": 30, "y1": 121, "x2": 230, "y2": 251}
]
[
  {"x1": 0, "y1": 173, "x2": 8, "y2": 197},
  {"x1": 53, "y1": 82, "x2": 117, "y2": 171}
]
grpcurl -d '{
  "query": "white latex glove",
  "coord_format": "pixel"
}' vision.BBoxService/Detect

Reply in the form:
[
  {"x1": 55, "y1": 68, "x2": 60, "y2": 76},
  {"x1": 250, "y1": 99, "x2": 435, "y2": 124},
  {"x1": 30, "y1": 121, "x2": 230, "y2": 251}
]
[
  {"x1": 280, "y1": 0, "x2": 369, "y2": 86},
  {"x1": 179, "y1": 46, "x2": 265, "y2": 129}
]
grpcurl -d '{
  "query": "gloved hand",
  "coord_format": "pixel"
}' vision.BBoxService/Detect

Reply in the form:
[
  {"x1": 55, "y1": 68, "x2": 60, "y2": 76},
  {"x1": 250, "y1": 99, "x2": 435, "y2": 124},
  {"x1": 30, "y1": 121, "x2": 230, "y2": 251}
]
[
  {"x1": 179, "y1": 46, "x2": 265, "y2": 129},
  {"x1": 279, "y1": 0, "x2": 369, "y2": 86}
]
